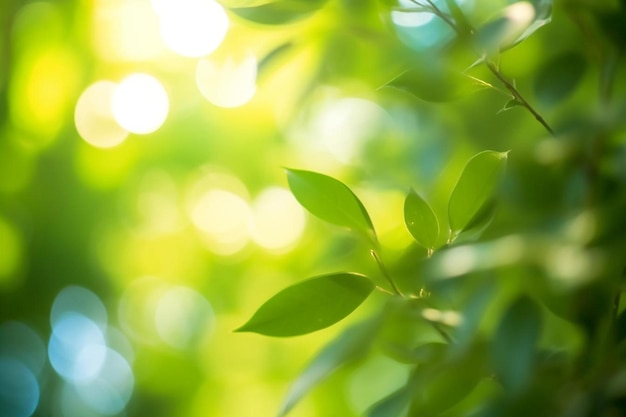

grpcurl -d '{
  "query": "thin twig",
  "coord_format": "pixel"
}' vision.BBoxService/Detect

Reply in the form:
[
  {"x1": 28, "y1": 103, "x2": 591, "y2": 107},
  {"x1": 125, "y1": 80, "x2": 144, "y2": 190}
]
[
  {"x1": 485, "y1": 60, "x2": 555, "y2": 136},
  {"x1": 371, "y1": 250, "x2": 404, "y2": 297}
]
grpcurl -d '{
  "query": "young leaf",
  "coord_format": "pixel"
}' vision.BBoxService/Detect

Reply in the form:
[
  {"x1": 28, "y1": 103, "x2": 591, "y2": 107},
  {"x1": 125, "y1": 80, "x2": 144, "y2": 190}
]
[
  {"x1": 404, "y1": 189, "x2": 439, "y2": 250},
  {"x1": 474, "y1": 2, "x2": 536, "y2": 55},
  {"x1": 235, "y1": 273, "x2": 375, "y2": 337},
  {"x1": 286, "y1": 169, "x2": 375, "y2": 239},
  {"x1": 491, "y1": 295, "x2": 542, "y2": 393},
  {"x1": 448, "y1": 151, "x2": 508, "y2": 236},
  {"x1": 278, "y1": 318, "x2": 381, "y2": 417}
]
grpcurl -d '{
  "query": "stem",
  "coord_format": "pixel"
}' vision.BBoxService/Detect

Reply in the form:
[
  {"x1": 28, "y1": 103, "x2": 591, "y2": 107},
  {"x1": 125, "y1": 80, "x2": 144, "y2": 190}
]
[
  {"x1": 485, "y1": 60, "x2": 555, "y2": 136},
  {"x1": 370, "y1": 250, "x2": 404, "y2": 297},
  {"x1": 432, "y1": 322, "x2": 455, "y2": 344},
  {"x1": 422, "y1": 0, "x2": 555, "y2": 136}
]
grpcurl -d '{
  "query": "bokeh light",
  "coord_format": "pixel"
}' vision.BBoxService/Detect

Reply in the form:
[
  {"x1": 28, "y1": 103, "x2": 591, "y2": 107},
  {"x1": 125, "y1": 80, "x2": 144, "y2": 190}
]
[
  {"x1": 74, "y1": 81, "x2": 129, "y2": 148},
  {"x1": 196, "y1": 53, "x2": 258, "y2": 108},
  {"x1": 111, "y1": 73, "x2": 169, "y2": 135},
  {"x1": 48, "y1": 313, "x2": 107, "y2": 384},
  {"x1": 190, "y1": 189, "x2": 252, "y2": 256},
  {"x1": 154, "y1": 285, "x2": 214, "y2": 349},
  {"x1": 152, "y1": 0, "x2": 229, "y2": 58},
  {"x1": 74, "y1": 348, "x2": 134, "y2": 415},
  {"x1": 292, "y1": 96, "x2": 389, "y2": 163},
  {"x1": 93, "y1": 0, "x2": 164, "y2": 62},
  {"x1": 0, "y1": 358, "x2": 39, "y2": 417},
  {"x1": 50, "y1": 286, "x2": 108, "y2": 331},
  {"x1": 250, "y1": 187, "x2": 306, "y2": 252},
  {"x1": 391, "y1": 0, "x2": 435, "y2": 27}
]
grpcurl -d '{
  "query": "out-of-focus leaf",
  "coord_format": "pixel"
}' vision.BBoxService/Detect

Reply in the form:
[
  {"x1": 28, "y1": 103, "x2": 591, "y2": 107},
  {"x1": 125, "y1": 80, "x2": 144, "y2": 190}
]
[
  {"x1": 409, "y1": 344, "x2": 488, "y2": 416},
  {"x1": 492, "y1": 295, "x2": 542, "y2": 393},
  {"x1": 366, "y1": 383, "x2": 413, "y2": 417},
  {"x1": 404, "y1": 189, "x2": 439, "y2": 250},
  {"x1": 448, "y1": 151, "x2": 508, "y2": 237},
  {"x1": 506, "y1": 0, "x2": 553, "y2": 50},
  {"x1": 229, "y1": 0, "x2": 326, "y2": 25},
  {"x1": 286, "y1": 169, "x2": 376, "y2": 240},
  {"x1": 474, "y1": 2, "x2": 537, "y2": 55},
  {"x1": 235, "y1": 273, "x2": 374, "y2": 337},
  {"x1": 257, "y1": 42, "x2": 294, "y2": 80},
  {"x1": 453, "y1": 200, "x2": 497, "y2": 245},
  {"x1": 278, "y1": 317, "x2": 381, "y2": 417},
  {"x1": 385, "y1": 65, "x2": 478, "y2": 102},
  {"x1": 534, "y1": 51, "x2": 587, "y2": 106}
]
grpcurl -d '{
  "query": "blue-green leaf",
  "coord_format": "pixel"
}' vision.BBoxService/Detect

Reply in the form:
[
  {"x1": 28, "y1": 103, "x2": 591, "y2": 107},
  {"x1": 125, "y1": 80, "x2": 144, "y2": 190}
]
[
  {"x1": 235, "y1": 273, "x2": 375, "y2": 337},
  {"x1": 448, "y1": 151, "x2": 508, "y2": 236},
  {"x1": 404, "y1": 189, "x2": 439, "y2": 250},
  {"x1": 286, "y1": 169, "x2": 375, "y2": 240}
]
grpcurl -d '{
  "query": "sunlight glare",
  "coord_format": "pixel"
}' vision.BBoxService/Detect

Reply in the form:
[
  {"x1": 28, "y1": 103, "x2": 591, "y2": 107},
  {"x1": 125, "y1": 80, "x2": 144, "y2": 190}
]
[
  {"x1": 75, "y1": 81, "x2": 128, "y2": 148},
  {"x1": 250, "y1": 187, "x2": 306, "y2": 252},
  {"x1": 153, "y1": 0, "x2": 229, "y2": 58},
  {"x1": 196, "y1": 53, "x2": 257, "y2": 108},
  {"x1": 391, "y1": 0, "x2": 434, "y2": 27},
  {"x1": 112, "y1": 73, "x2": 169, "y2": 135},
  {"x1": 154, "y1": 286, "x2": 214, "y2": 349},
  {"x1": 191, "y1": 189, "x2": 251, "y2": 255}
]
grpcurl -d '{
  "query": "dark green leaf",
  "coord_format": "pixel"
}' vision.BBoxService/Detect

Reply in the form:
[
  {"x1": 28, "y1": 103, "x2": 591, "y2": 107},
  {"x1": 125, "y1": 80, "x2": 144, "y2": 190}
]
[
  {"x1": 235, "y1": 273, "x2": 375, "y2": 337},
  {"x1": 286, "y1": 169, "x2": 375, "y2": 240},
  {"x1": 279, "y1": 318, "x2": 381, "y2": 417},
  {"x1": 534, "y1": 51, "x2": 587, "y2": 106},
  {"x1": 229, "y1": 0, "x2": 326, "y2": 25},
  {"x1": 492, "y1": 295, "x2": 542, "y2": 393},
  {"x1": 448, "y1": 150, "x2": 508, "y2": 236},
  {"x1": 409, "y1": 344, "x2": 488, "y2": 416},
  {"x1": 404, "y1": 189, "x2": 439, "y2": 250}
]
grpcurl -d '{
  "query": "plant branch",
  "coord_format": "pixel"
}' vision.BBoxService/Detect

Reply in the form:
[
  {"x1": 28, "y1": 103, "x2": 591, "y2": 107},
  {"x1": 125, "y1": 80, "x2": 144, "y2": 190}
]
[
  {"x1": 485, "y1": 60, "x2": 555, "y2": 136},
  {"x1": 371, "y1": 250, "x2": 404, "y2": 297}
]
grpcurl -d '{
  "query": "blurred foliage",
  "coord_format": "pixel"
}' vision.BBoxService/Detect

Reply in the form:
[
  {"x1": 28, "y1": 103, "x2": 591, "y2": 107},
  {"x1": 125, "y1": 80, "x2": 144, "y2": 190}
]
[{"x1": 1, "y1": 0, "x2": 626, "y2": 416}]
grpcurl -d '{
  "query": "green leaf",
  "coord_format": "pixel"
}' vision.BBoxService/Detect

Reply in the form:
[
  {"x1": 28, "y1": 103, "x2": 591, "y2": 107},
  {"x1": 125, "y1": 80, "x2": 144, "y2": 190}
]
[
  {"x1": 404, "y1": 189, "x2": 439, "y2": 250},
  {"x1": 235, "y1": 273, "x2": 375, "y2": 337},
  {"x1": 506, "y1": 0, "x2": 553, "y2": 51},
  {"x1": 453, "y1": 199, "x2": 497, "y2": 245},
  {"x1": 474, "y1": 2, "x2": 537, "y2": 55},
  {"x1": 497, "y1": 98, "x2": 523, "y2": 114},
  {"x1": 366, "y1": 384, "x2": 413, "y2": 417},
  {"x1": 448, "y1": 150, "x2": 508, "y2": 236},
  {"x1": 491, "y1": 295, "x2": 542, "y2": 393},
  {"x1": 385, "y1": 65, "x2": 477, "y2": 102},
  {"x1": 229, "y1": 0, "x2": 326, "y2": 25},
  {"x1": 286, "y1": 169, "x2": 376, "y2": 240},
  {"x1": 279, "y1": 318, "x2": 381, "y2": 417},
  {"x1": 534, "y1": 51, "x2": 587, "y2": 106},
  {"x1": 409, "y1": 344, "x2": 488, "y2": 416}
]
